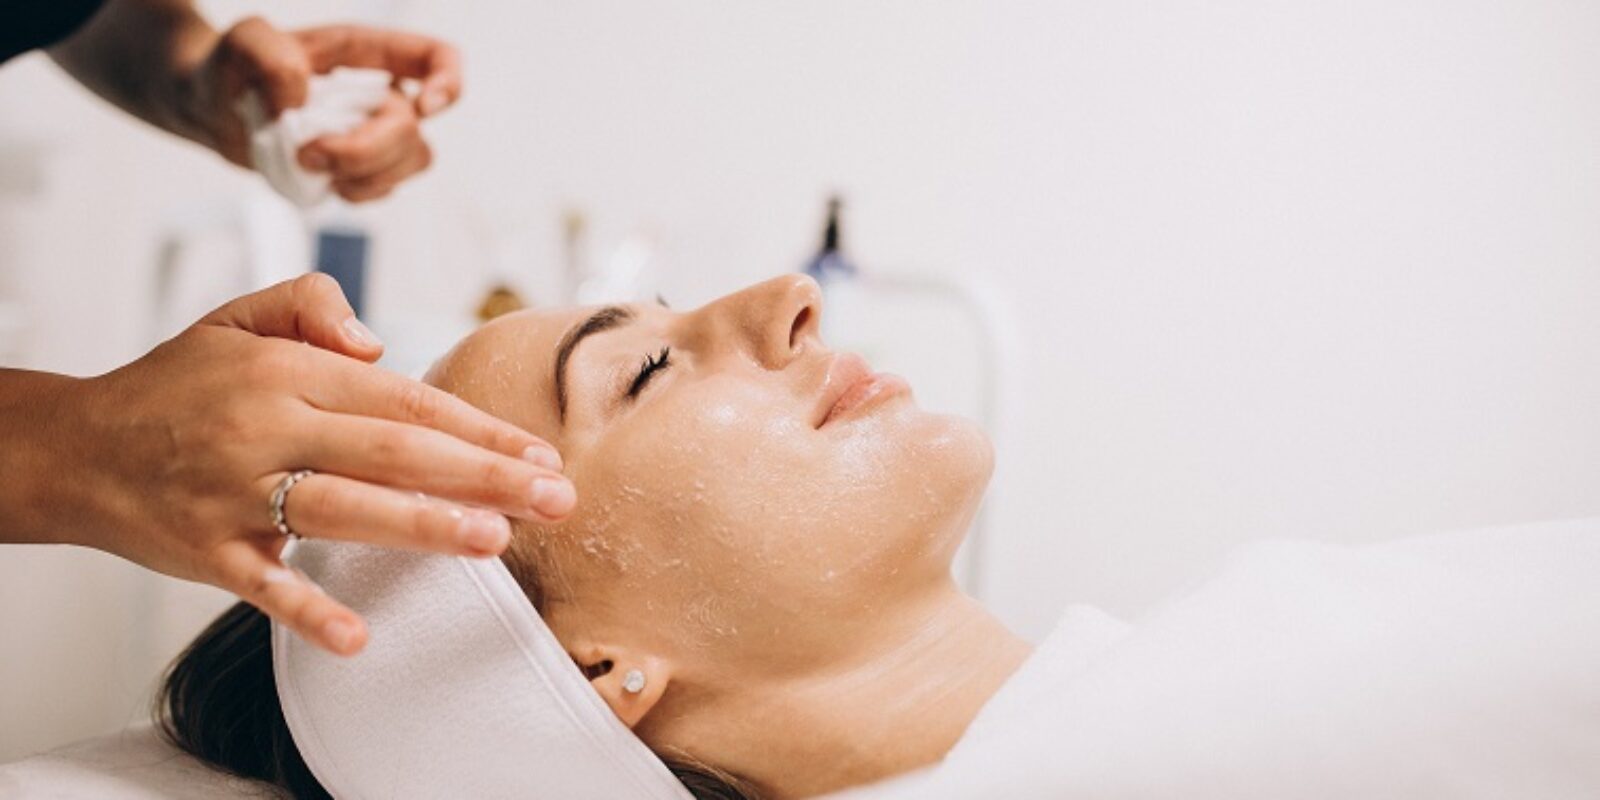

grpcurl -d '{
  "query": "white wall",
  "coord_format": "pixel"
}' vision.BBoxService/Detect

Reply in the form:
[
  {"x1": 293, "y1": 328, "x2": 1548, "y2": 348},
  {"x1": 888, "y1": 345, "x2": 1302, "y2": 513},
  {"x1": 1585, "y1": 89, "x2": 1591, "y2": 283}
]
[{"x1": 3, "y1": 0, "x2": 1598, "y2": 761}]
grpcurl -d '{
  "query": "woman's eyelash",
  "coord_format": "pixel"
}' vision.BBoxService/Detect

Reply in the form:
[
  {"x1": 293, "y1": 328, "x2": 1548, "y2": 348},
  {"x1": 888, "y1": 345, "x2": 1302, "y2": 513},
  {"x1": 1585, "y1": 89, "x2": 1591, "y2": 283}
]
[{"x1": 626, "y1": 346, "x2": 672, "y2": 399}]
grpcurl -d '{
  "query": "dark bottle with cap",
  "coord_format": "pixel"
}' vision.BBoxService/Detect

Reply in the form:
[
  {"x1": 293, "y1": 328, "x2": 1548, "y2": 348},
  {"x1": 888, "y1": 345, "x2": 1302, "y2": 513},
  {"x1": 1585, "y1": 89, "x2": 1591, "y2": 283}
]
[{"x1": 802, "y1": 195, "x2": 859, "y2": 284}]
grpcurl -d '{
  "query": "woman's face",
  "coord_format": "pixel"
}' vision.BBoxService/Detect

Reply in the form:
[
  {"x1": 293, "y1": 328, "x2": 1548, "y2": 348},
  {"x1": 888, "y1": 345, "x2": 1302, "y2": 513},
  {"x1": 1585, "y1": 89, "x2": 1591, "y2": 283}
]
[{"x1": 427, "y1": 275, "x2": 991, "y2": 698}]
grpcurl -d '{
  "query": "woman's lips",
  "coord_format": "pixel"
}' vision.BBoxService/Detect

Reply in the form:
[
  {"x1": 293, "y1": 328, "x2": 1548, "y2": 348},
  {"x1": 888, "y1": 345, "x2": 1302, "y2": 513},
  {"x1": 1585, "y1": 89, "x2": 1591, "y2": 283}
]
[
  {"x1": 817, "y1": 353, "x2": 910, "y2": 428},
  {"x1": 823, "y1": 372, "x2": 910, "y2": 426}
]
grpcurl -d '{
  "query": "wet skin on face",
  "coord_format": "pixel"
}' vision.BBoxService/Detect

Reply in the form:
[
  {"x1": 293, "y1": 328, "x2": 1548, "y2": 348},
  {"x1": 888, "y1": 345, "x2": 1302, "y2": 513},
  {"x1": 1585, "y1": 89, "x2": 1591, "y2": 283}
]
[{"x1": 424, "y1": 274, "x2": 995, "y2": 758}]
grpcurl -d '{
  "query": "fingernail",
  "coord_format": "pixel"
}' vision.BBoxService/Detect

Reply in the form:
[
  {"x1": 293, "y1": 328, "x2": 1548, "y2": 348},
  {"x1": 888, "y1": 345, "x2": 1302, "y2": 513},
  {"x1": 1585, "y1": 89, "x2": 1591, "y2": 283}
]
[
  {"x1": 461, "y1": 512, "x2": 511, "y2": 555},
  {"x1": 323, "y1": 619, "x2": 360, "y2": 654},
  {"x1": 419, "y1": 90, "x2": 448, "y2": 117},
  {"x1": 530, "y1": 477, "x2": 577, "y2": 517},
  {"x1": 521, "y1": 445, "x2": 563, "y2": 472},
  {"x1": 301, "y1": 149, "x2": 330, "y2": 172},
  {"x1": 342, "y1": 316, "x2": 381, "y2": 348},
  {"x1": 262, "y1": 567, "x2": 297, "y2": 585}
]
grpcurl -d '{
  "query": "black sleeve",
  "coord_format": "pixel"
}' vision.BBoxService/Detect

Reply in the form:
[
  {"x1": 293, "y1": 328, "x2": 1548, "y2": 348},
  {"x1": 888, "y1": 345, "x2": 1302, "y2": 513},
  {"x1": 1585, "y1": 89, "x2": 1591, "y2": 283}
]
[{"x1": 0, "y1": 0, "x2": 110, "y2": 65}]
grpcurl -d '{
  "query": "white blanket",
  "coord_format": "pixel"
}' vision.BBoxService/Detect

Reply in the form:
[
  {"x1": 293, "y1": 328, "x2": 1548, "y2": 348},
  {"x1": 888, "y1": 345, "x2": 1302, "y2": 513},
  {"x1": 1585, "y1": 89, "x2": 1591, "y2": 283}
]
[{"x1": 835, "y1": 517, "x2": 1600, "y2": 799}]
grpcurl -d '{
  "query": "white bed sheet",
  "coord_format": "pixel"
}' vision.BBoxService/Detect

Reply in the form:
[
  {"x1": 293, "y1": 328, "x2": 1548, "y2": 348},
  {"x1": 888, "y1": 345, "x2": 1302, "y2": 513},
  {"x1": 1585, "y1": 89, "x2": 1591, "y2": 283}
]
[{"x1": 0, "y1": 724, "x2": 281, "y2": 799}]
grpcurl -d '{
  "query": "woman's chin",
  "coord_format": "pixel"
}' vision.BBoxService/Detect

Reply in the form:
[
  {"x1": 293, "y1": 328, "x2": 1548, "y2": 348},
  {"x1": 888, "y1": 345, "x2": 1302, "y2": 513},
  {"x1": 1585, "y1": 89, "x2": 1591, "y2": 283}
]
[
  {"x1": 886, "y1": 410, "x2": 994, "y2": 546},
  {"x1": 910, "y1": 410, "x2": 995, "y2": 485}
]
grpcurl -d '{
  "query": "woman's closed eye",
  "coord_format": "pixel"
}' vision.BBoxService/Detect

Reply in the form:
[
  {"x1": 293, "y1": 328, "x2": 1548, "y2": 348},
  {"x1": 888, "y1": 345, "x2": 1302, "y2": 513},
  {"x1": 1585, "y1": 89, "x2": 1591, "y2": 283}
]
[{"x1": 626, "y1": 346, "x2": 672, "y2": 399}]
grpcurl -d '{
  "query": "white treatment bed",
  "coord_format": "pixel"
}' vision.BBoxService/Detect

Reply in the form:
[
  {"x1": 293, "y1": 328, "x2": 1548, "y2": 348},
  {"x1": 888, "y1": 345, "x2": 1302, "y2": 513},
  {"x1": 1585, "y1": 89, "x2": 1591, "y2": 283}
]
[
  {"x1": 0, "y1": 725, "x2": 282, "y2": 799},
  {"x1": 6, "y1": 516, "x2": 1597, "y2": 799}
]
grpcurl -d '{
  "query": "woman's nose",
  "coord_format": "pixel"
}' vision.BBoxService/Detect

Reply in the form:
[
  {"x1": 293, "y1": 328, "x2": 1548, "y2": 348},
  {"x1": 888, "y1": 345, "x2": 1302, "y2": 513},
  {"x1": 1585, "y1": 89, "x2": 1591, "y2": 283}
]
[{"x1": 698, "y1": 274, "x2": 822, "y2": 369}]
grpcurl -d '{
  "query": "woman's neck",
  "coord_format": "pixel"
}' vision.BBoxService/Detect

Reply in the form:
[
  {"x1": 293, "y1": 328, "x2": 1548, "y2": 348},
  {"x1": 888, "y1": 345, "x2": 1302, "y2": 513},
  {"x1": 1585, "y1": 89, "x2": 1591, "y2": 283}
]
[{"x1": 726, "y1": 582, "x2": 1033, "y2": 798}]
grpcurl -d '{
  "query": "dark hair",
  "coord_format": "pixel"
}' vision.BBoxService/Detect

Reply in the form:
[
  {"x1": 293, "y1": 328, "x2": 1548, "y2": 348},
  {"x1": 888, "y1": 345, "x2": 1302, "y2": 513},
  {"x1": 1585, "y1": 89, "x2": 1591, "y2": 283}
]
[{"x1": 156, "y1": 601, "x2": 760, "y2": 799}]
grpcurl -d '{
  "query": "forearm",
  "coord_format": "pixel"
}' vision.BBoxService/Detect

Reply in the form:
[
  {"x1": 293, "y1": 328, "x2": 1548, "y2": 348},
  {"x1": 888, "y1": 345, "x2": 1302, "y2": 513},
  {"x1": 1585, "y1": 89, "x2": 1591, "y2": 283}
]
[
  {"x1": 0, "y1": 369, "x2": 92, "y2": 546},
  {"x1": 46, "y1": 0, "x2": 220, "y2": 149}
]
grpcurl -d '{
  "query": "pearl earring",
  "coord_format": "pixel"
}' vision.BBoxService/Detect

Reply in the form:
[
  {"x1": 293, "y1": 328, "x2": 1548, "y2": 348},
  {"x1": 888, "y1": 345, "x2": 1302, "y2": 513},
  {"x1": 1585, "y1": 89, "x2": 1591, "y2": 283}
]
[{"x1": 621, "y1": 668, "x2": 647, "y2": 694}]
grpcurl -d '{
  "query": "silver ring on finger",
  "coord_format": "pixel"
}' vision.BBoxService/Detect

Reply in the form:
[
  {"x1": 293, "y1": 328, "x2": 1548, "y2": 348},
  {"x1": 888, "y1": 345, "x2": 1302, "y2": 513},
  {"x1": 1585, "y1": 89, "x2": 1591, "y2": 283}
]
[{"x1": 269, "y1": 469, "x2": 316, "y2": 539}]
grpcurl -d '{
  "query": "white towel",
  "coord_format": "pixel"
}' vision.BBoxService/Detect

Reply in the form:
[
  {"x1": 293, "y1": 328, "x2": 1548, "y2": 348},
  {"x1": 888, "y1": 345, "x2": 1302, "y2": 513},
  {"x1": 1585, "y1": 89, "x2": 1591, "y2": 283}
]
[
  {"x1": 274, "y1": 540, "x2": 693, "y2": 800},
  {"x1": 236, "y1": 67, "x2": 393, "y2": 207},
  {"x1": 831, "y1": 517, "x2": 1600, "y2": 799}
]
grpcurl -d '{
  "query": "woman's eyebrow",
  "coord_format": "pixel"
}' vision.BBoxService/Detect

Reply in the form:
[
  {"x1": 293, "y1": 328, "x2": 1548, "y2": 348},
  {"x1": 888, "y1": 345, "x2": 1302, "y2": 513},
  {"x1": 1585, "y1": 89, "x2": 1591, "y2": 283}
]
[{"x1": 555, "y1": 305, "x2": 634, "y2": 423}]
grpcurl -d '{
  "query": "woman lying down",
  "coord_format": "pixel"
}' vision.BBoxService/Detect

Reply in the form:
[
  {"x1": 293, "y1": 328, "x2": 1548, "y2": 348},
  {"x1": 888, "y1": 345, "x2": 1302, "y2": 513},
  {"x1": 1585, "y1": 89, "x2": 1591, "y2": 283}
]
[{"x1": 158, "y1": 275, "x2": 1599, "y2": 799}]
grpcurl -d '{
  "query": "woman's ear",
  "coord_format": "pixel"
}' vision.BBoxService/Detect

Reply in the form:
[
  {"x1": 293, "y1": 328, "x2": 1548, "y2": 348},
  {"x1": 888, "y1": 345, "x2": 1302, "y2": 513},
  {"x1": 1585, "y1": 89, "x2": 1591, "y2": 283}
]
[{"x1": 573, "y1": 647, "x2": 672, "y2": 729}]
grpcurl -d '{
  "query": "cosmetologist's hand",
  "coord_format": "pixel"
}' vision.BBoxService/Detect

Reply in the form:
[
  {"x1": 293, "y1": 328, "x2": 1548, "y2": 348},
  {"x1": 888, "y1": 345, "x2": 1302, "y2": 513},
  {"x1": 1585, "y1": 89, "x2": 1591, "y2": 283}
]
[
  {"x1": 49, "y1": 276, "x2": 570, "y2": 655},
  {"x1": 183, "y1": 17, "x2": 462, "y2": 201}
]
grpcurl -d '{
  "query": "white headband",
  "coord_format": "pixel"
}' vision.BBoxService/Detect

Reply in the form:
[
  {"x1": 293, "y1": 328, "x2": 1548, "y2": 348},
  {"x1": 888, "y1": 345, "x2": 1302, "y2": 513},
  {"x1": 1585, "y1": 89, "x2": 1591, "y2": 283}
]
[{"x1": 272, "y1": 539, "x2": 694, "y2": 800}]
